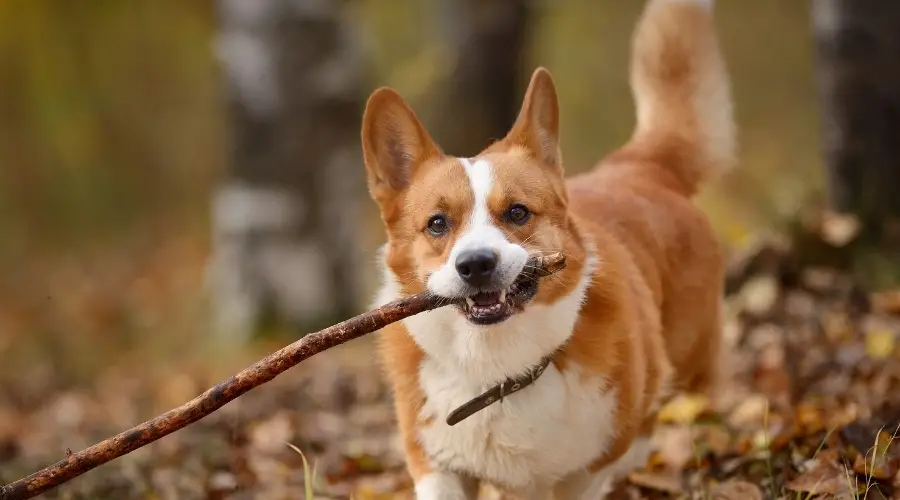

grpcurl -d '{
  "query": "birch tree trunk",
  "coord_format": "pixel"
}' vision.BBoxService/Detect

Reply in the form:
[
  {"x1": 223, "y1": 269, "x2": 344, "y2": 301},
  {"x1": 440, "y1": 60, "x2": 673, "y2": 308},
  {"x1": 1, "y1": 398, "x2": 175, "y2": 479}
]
[
  {"x1": 208, "y1": 0, "x2": 366, "y2": 342},
  {"x1": 812, "y1": 0, "x2": 900, "y2": 262}
]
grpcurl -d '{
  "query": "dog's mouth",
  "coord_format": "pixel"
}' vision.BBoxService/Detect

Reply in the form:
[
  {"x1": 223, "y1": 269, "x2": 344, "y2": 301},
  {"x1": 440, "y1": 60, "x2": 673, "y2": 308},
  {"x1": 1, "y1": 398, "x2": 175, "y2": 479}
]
[{"x1": 455, "y1": 275, "x2": 539, "y2": 325}]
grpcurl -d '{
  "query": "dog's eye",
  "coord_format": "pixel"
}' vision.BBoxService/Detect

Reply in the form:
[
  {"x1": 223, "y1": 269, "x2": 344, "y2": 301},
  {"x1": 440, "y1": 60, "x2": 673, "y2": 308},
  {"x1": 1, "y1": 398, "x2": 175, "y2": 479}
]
[
  {"x1": 426, "y1": 214, "x2": 449, "y2": 236},
  {"x1": 506, "y1": 204, "x2": 531, "y2": 225}
]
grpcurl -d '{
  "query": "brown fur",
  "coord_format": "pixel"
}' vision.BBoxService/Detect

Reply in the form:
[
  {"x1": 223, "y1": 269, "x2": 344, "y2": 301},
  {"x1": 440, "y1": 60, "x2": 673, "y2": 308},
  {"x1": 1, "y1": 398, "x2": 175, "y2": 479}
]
[{"x1": 363, "y1": 0, "x2": 733, "y2": 491}]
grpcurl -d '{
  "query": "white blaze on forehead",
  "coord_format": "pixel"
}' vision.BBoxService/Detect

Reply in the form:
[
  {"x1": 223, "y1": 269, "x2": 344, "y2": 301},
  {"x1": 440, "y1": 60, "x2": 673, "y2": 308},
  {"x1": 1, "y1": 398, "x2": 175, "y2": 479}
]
[
  {"x1": 456, "y1": 157, "x2": 504, "y2": 251},
  {"x1": 426, "y1": 157, "x2": 528, "y2": 298}
]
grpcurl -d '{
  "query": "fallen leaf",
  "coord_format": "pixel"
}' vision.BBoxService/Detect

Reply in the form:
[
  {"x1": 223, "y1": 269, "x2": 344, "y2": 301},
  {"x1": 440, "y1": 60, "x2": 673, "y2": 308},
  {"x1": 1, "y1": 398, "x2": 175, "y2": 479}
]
[
  {"x1": 822, "y1": 310, "x2": 853, "y2": 342},
  {"x1": 722, "y1": 221, "x2": 752, "y2": 247},
  {"x1": 794, "y1": 403, "x2": 826, "y2": 434},
  {"x1": 865, "y1": 329, "x2": 896, "y2": 359},
  {"x1": 208, "y1": 471, "x2": 238, "y2": 492},
  {"x1": 626, "y1": 470, "x2": 682, "y2": 494},
  {"x1": 704, "y1": 425, "x2": 733, "y2": 455},
  {"x1": 851, "y1": 429, "x2": 900, "y2": 480},
  {"x1": 657, "y1": 394, "x2": 709, "y2": 424},
  {"x1": 819, "y1": 210, "x2": 860, "y2": 247},
  {"x1": 652, "y1": 425, "x2": 696, "y2": 470},
  {"x1": 728, "y1": 394, "x2": 770, "y2": 428},
  {"x1": 801, "y1": 267, "x2": 838, "y2": 293},
  {"x1": 353, "y1": 486, "x2": 400, "y2": 500},
  {"x1": 248, "y1": 412, "x2": 295, "y2": 453},
  {"x1": 786, "y1": 453, "x2": 859, "y2": 497},
  {"x1": 711, "y1": 479, "x2": 764, "y2": 500},
  {"x1": 871, "y1": 290, "x2": 900, "y2": 315},
  {"x1": 739, "y1": 276, "x2": 780, "y2": 316},
  {"x1": 852, "y1": 452, "x2": 900, "y2": 481}
]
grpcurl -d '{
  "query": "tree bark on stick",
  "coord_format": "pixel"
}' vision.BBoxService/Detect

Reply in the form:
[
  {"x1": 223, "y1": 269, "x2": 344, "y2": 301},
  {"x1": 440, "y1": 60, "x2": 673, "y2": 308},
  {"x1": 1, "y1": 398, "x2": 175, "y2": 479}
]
[{"x1": 0, "y1": 253, "x2": 566, "y2": 500}]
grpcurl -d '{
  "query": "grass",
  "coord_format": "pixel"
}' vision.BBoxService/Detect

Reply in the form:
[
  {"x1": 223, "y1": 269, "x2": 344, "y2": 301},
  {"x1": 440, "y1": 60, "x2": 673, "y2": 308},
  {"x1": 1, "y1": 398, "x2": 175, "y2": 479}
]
[{"x1": 286, "y1": 442, "x2": 320, "y2": 500}]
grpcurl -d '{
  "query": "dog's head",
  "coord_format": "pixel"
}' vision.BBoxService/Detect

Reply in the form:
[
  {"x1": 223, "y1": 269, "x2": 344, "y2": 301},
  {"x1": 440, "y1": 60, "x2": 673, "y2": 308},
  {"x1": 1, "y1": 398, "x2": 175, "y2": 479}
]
[{"x1": 362, "y1": 68, "x2": 585, "y2": 325}]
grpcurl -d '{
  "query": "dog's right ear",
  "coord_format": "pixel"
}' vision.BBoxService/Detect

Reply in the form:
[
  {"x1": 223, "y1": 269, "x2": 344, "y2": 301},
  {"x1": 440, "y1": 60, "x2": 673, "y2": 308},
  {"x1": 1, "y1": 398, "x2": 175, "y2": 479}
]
[{"x1": 361, "y1": 88, "x2": 442, "y2": 209}]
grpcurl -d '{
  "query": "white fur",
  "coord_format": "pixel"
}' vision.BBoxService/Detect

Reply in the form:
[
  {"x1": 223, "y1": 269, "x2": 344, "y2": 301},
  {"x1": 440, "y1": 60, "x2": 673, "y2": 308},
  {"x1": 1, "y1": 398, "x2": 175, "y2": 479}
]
[
  {"x1": 553, "y1": 437, "x2": 653, "y2": 499},
  {"x1": 427, "y1": 158, "x2": 529, "y2": 298},
  {"x1": 415, "y1": 472, "x2": 477, "y2": 500},
  {"x1": 408, "y1": 247, "x2": 596, "y2": 384},
  {"x1": 373, "y1": 226, "x2": 620, "y2": 496},
  {"x1": 418, "y1": 361, "x2": 617, "y2": 493}
]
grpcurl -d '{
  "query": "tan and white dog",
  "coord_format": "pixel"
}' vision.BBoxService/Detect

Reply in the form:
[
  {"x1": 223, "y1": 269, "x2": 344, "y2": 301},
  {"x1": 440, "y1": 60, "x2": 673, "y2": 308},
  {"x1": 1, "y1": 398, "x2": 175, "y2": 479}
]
[{"x1": 361, "y1": 0, "x2": 734, "y2": 498}]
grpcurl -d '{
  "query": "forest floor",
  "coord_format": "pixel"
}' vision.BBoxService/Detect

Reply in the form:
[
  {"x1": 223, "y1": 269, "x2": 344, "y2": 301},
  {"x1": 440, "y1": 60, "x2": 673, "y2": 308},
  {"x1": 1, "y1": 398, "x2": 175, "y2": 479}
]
[{"x1": 3, "y1": 231, "x2": 900, "y2": 500}]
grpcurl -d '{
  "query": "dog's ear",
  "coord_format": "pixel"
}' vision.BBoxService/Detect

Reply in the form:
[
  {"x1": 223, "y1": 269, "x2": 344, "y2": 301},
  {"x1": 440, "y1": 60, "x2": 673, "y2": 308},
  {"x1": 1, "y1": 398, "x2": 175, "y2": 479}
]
[
  {"x1": 361, "y1": 88, "x2": 442, "y2": 207},
  {"x1": 505, "y1": 68, "x2": 562, "y2": 172}
]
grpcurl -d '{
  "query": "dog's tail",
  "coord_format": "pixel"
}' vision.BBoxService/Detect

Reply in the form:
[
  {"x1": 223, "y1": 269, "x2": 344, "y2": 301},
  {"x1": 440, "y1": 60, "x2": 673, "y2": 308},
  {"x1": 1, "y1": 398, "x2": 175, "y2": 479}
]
[{"x1": 618, "y1": 0, "x2": 736, "y2": 197}]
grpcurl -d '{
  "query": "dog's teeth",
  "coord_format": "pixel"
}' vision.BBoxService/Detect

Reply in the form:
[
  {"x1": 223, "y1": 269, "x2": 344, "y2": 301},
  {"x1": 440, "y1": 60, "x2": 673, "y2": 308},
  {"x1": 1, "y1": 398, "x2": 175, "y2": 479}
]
[
  {"x1": 465, "y1": 297, "x2": 475, "y2": 307},
  {"x1": 500, "y1": 290, "x2": 507, "y2": 303}
]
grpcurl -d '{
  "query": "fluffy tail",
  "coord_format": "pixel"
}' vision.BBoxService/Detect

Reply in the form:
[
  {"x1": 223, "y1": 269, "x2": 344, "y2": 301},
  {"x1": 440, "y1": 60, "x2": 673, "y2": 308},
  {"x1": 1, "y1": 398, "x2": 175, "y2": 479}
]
[{"x1": 622, "y1": 0, "x2": 736, "y2": 197}]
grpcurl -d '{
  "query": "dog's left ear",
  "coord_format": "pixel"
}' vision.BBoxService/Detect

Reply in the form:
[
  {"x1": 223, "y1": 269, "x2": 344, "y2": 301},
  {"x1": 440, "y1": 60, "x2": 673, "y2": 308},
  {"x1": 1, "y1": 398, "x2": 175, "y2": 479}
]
[{"x1": 505, "y1": 67, "x2": 561, "y2": 171}]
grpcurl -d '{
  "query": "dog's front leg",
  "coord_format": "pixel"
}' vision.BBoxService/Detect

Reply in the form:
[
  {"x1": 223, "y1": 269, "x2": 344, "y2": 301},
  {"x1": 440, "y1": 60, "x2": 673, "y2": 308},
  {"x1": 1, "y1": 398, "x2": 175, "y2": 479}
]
[
  {"x1": 502, "y1": 483, "x2": 553, "y2": 500},
  {"x1": 553, "y1": 436, "x2": 653, "y2": 500},
  {"x1": 415, "y1": 472, "x2": 479, "y2": 500},
  {"x1": 552, "y1": 470, "x2": 613, "y2": 500}
]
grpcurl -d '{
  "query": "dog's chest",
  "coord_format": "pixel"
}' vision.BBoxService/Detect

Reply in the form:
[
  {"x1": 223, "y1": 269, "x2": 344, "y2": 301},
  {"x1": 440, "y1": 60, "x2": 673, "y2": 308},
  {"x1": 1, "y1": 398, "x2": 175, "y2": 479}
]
[{"x1": 416, "y1": 359, "x2": 617, "y2": 489}]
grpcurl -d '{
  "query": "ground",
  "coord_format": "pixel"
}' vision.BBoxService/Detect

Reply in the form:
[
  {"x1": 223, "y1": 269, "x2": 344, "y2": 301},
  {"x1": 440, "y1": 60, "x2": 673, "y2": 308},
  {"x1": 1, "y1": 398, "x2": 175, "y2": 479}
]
[{"x1": 2, "y1": 233, "x2": 900, "y2": 500}]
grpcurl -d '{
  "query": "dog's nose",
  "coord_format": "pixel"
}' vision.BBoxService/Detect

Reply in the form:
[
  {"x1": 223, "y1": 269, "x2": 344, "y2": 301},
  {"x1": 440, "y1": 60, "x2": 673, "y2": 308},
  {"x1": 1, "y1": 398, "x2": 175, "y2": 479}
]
[{"x1": 455, "y1": 249, "x2": 498, "y2": 287}]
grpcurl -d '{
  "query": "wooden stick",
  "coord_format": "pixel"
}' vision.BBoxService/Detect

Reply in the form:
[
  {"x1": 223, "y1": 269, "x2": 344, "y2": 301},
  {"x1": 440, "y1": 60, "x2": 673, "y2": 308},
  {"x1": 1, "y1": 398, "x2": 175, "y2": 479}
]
[{"x1": 0, "y1": 252, "x2": 566, "y2": 500}]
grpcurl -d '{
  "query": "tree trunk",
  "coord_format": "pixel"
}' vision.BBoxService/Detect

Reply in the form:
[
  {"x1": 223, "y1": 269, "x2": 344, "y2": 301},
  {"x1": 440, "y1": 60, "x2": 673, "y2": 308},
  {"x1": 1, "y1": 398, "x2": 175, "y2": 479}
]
[
  {"x1": 425, "y1": 0, "x2": 533, "y2": 156},
  {"x1": 811, "y1": 0, "x2": 900, "y2": 287},
  {"x1": 208, "y1": 0, "x2": 366, "y2": 342}
]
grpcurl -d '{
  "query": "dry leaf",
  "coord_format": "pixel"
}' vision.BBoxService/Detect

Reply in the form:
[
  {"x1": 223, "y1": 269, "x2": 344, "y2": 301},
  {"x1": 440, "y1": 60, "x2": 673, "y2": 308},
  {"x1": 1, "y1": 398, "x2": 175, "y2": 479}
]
[
  {"x1": 705, "y1": 425, "x2": 733, "y2": 455},
  {"x1": 653, "y1": 426, "x2": 695, "y2": 470},
  {"x1": 822, "y1": 310, "x2": 853, "y2": 342},
  {"x1": 871, "y1": 290, "x2": 900, "y2": 315},
  {"x1": 786, "y1": 453, "x2": 859, "y2": 497},
  {"x1": 739, "y1": 276, "x2": 780, "y2": 316},
  {"x1": 711, "y1": 479, "x2": 764, "y2": 500},
  {"x1": 627, "y1": 470, "x2": 683, "y2": 494},
  {"x1": 657, "y1": 394, "x2": 709, "y2": 424},
  {"x1": 819, "y1": 211, "x2": 860, "y2": 247},
  {"x1": 851, "y1": 429, "x2": 900, "y2": 480},
  {"x1": 794, "y1": 403, "x2": 827, "y2": 434},
  {"x1": 728, "y1": 394, "x2": 770, "y2": 428},
  {"x1": 865, "y1": 330, "x2": 896, "y2": 359},
  {"x1": 852, "y1": 453, "x2": 900, "y2": 481},
  {"x1": 802, "y1": 267, "x2": 838, "y2": 292}
]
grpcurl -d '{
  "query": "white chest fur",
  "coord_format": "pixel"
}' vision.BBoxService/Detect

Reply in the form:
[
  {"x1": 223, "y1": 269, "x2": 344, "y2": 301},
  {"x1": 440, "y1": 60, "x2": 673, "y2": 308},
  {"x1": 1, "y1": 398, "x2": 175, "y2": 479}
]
[
  {"x1": 373, "y1": 247, "x2": 614, "y2": 490},
  {"x1": 418, "y1": 360, "x2": 617, "y2": 490}
]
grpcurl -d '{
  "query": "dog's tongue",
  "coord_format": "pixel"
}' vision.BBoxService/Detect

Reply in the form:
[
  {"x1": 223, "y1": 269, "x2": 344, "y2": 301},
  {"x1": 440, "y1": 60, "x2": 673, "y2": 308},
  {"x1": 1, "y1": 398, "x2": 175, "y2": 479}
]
[{"x1": 472, "y1": 291, "x2": 501, "y2": 306}]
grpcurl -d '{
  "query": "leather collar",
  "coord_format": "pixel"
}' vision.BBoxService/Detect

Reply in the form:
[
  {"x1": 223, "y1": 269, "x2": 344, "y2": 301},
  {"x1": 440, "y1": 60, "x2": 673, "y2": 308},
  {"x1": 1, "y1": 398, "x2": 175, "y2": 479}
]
[{"x1": 445, "y1": 356, "x2": 554, "y2": 426}]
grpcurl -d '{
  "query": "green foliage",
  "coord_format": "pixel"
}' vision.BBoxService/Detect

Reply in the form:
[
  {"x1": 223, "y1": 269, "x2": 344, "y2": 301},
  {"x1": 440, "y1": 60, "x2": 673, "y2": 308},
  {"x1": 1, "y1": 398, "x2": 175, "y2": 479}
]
[{"x1": 0, "y1": 0, "x2": 224, "y2": 255}]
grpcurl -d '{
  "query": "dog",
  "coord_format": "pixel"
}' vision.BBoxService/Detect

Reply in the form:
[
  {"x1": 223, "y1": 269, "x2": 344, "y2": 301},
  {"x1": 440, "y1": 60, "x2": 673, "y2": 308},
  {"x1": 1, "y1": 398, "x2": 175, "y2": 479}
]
[{"x1": 360, "y1": 0, "x2": 734, "y2": 498}]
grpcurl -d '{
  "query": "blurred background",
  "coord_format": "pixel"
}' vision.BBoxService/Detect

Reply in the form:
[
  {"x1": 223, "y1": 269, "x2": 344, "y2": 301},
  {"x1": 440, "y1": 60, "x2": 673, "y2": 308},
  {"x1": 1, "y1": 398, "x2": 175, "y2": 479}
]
[{"x1": 2, "y1": 1, "x2": 899, "y2": 498}]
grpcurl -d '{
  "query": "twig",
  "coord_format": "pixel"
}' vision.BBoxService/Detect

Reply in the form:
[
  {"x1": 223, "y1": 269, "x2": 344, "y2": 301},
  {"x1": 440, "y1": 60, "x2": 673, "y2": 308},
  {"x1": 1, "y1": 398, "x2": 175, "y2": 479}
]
[{"x1": 0, "y1": 252, "x2": 566, "y2": 500}]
